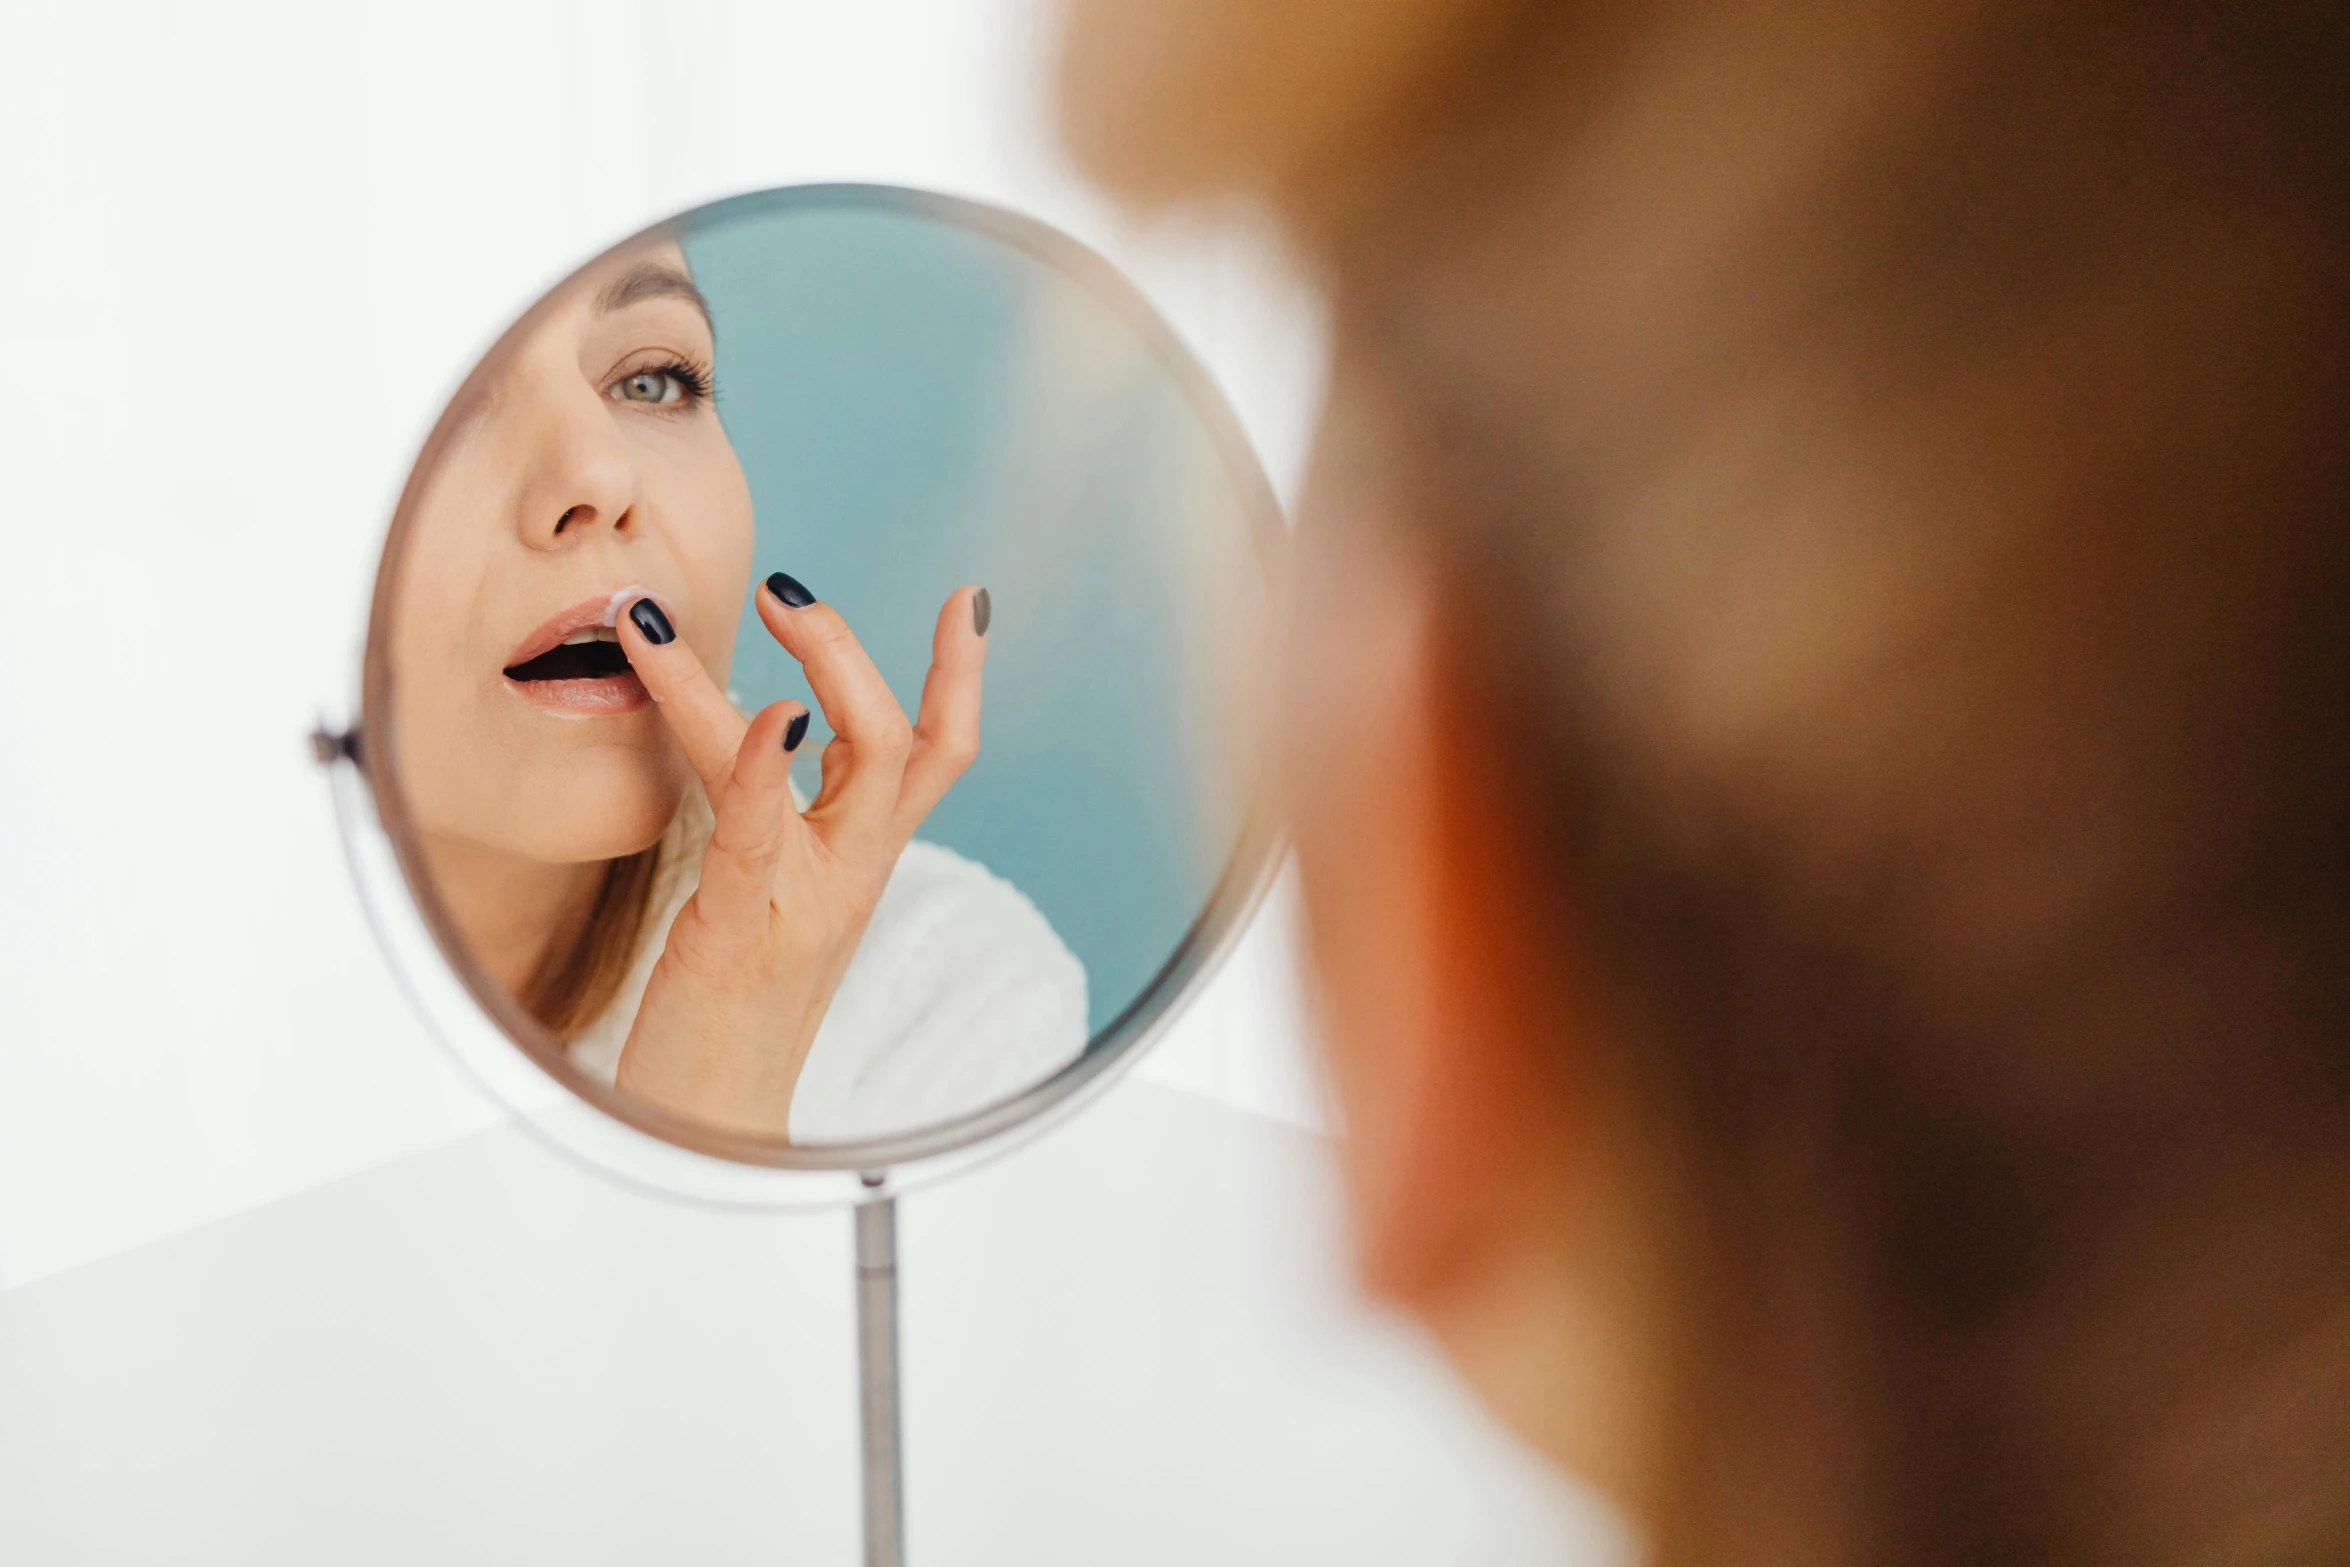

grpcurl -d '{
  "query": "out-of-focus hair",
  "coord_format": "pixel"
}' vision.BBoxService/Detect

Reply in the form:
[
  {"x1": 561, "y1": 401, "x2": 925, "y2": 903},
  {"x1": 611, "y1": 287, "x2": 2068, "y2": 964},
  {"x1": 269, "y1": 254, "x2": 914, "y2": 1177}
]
[
  {"x1": 1064, "y1": 3, "x2": 2350, "y2": 1561},
  {"x1": 520, "y1": 845, "x2": 659, "y2": 1039}
]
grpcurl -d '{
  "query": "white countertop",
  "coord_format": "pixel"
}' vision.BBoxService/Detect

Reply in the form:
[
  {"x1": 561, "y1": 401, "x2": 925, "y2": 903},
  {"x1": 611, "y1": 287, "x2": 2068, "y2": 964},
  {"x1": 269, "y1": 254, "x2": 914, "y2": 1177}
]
[{"x1": 0, "y1": 1077, "x2": 1623, "y2": 1566}]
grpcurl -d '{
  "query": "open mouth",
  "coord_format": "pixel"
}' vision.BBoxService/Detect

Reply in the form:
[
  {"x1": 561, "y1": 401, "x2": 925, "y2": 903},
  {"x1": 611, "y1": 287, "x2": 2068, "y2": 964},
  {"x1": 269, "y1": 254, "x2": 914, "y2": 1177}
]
[
  {"x1": 504, "y1": 626, "x2": 634, "y2": 683},
  {"x1": 501, "y1": 592, "x2": 661, "y2": 715}
]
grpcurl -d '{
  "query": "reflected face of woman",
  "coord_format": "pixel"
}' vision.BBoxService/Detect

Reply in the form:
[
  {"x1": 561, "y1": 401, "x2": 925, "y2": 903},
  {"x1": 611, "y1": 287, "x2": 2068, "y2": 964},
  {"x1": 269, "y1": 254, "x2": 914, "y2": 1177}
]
[{"x1": 393, "y1": 241, "x2": 754, "y2": 867}]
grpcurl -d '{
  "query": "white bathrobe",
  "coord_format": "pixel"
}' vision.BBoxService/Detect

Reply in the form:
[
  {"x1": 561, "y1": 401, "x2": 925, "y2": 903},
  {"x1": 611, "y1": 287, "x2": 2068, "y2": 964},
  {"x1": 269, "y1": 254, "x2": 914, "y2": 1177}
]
[{"x1": 568, "y1": 787, "x2": 1088, "y2": 1143}]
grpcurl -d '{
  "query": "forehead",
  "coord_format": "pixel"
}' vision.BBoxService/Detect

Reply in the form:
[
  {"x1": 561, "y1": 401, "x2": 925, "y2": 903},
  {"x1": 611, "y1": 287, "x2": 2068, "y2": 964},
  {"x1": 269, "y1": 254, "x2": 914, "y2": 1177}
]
[
  {"x1": 555, "y1": 238, "x2": 711, "y2": 332},
  {"x1": 442, "y1": 239, "x2": 713, "y2": 434}
]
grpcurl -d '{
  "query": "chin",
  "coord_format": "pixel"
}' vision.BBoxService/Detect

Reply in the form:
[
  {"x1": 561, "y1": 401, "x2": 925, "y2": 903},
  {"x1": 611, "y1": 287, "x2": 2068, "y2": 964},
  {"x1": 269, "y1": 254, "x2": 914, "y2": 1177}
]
[
  {"x1": 448, "y1": 749, "x2": 684, "y2": 866},
  {"x1": 536, "y1": 777, "x2": 684, "y2": 864}
]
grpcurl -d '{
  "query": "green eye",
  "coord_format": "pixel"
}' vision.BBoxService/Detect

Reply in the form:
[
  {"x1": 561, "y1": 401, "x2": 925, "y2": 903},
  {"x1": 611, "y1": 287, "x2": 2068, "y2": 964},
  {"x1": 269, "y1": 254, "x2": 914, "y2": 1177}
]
[{"x1": 612, "y1": 370, "x2": 682, "y2": 404}]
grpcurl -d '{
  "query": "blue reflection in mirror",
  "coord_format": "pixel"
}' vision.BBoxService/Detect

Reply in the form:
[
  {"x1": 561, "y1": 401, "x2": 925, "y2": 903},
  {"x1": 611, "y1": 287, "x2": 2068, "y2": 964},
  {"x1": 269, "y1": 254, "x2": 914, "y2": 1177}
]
[{"x1": 685, "y1": 191, "x2": 1268, "y2": 1039}]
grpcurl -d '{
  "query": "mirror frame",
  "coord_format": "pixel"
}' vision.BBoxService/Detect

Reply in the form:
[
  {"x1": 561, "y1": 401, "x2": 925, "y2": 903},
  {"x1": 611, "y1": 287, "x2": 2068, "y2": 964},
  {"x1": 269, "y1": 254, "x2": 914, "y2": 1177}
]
[{"x1": 324, "y1": 184, "x2": 1287, "y2": 1205}]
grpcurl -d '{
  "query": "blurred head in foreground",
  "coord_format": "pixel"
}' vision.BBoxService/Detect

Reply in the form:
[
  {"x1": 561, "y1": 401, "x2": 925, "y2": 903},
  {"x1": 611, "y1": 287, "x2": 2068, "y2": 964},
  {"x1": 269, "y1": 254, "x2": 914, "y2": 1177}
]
[{"x1": 1061, "y1": 3, "x2": 2350, "y2": 1561}]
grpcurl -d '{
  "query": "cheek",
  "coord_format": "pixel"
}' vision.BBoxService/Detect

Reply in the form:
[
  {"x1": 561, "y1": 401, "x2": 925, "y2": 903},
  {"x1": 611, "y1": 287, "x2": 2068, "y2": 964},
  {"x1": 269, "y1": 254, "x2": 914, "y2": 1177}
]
[
  {"x1": 394, "y1": 569, "x2": 482, "y2": 693},
  {"x1": 1279, "y1": 547, "x2": 1442, "y2": 1164},
  {"x1": 662, "y1": 432, "x2": 756, "y2": 672},
  {"x1": 1293, "y1": 785, "x2": 1394, "y2": 1114},
  {"x1": 389, "y1": 563, "x2": 496, "y2": 800},
  {"x1": 1290, "y1": 722, "x2": 1437, "y2": 1139},
  {"x1": 393, "y1": 466, "x2": 505, "y2": 693}
]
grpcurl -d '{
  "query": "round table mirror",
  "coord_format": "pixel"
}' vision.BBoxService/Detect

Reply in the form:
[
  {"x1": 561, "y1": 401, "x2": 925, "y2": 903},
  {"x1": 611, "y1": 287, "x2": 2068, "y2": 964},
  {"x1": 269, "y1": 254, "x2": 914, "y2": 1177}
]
[
  {"x1": 324, "y1": 184, "x2": 1282, "y2": 1199},
  {"x1": 318, "y1": 183, "x2": 1285, "y2": 1566}
]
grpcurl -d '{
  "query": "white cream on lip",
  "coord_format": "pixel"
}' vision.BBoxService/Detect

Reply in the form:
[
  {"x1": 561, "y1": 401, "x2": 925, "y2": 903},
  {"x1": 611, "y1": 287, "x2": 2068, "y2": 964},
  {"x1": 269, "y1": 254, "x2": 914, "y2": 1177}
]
[
  {"x1": 516, "y1": 588, "x2": 667, "y2": 719},
  {"x1": 602, "y1": 585, "x2": 671, "y2": 628}
]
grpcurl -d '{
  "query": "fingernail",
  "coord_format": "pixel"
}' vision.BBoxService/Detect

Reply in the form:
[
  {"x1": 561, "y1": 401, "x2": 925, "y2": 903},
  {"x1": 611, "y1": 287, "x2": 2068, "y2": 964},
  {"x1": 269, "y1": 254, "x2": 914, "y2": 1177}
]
[
  {"x1": 783, "y1": 712, "x2": 810, "y2": 753},
  {"x1": 765, "y1": 571, "x2": 817, "y2": 609},
  {"x1": 972, "y1": 586, "x2": 992, "y2": 637},
  {"x1": 628, "y1": 597, "x2": 675, "y2": 645}
]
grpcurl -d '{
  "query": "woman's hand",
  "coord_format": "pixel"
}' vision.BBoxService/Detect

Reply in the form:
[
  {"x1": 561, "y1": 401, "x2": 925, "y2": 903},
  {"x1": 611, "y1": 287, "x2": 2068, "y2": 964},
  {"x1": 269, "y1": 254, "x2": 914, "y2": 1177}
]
[{"x1": 609, "y1": 576, "x2": 989, "y2": 1136}]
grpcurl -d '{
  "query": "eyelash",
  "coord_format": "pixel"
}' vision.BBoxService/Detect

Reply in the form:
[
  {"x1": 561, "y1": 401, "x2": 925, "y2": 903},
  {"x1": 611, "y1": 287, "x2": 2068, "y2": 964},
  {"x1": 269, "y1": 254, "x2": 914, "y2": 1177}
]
[
  {"x1": 661, "y1": 357, "x2": 715, "y2": 400},
  {"x1": 613, "y1": 355, "x2": 716, "y2": 408}
]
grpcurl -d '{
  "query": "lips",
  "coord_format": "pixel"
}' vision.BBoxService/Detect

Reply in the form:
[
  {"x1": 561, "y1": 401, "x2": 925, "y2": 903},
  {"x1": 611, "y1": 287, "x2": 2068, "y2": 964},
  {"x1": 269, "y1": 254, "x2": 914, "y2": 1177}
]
[{"x1": 502, "y1": 587, "x2": 665, "y2": 716}]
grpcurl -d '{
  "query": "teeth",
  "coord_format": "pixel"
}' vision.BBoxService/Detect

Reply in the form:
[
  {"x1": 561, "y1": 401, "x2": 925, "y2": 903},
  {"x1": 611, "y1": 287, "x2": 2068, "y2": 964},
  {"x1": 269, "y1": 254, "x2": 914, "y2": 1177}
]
[{"x1": 560, "y1": 627, "x2": 620, "y2": 646}]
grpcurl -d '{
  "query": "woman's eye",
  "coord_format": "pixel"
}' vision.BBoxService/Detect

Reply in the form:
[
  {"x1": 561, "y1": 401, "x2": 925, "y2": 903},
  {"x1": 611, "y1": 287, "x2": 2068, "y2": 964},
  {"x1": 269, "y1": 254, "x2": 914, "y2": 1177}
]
[{"x1": 612, "y1": 370, "x2": 683, "y2": 405}]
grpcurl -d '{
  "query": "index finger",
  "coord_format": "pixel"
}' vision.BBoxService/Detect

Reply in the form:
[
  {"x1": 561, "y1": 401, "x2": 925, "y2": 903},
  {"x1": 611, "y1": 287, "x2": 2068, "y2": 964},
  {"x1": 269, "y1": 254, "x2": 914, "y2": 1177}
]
[
  {"x1": 614, "y1": 595, "x2": 748, "y2": 789},
  {"x1": 752, "y1": 576, "x2": 913, "y2": 847}
]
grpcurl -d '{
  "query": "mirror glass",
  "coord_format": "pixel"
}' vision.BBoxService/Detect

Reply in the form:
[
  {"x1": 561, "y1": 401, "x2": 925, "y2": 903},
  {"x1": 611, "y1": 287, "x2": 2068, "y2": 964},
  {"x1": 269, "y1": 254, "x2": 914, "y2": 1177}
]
[{"x1": 367, "y1": 186, "x2": 1277, "y2": 1159}]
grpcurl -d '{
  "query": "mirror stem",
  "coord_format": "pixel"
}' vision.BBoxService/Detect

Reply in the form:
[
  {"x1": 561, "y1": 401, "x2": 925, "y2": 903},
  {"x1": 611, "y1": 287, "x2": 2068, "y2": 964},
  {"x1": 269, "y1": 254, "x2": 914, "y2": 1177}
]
[{"x1": 856, "y1": 1184, "x2": 904, "y2": 1567}]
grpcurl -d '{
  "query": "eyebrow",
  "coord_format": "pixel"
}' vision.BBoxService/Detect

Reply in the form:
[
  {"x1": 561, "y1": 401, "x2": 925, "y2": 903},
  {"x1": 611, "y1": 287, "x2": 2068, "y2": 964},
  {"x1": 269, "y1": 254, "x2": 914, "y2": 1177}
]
[{"x1": 593, "y1": 261, "x2": 713, "y2": 328}]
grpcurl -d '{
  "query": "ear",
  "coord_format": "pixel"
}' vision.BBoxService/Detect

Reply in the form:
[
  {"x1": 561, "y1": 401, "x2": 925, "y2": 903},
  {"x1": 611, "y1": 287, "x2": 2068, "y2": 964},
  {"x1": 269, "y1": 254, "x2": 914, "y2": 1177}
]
[
  {"x1": 1282, "y1": 526, "x2": 1586, "y2": 1309},
  {"x1": 1279, "y1": 450, "x2": 1664, "y2": 1509}
]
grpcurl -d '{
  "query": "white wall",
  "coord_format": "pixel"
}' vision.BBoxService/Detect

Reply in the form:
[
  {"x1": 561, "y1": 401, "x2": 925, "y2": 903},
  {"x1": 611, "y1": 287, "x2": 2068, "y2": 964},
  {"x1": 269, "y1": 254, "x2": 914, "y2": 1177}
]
[{"x1": 0, "y1": 0, "x2": 1328, "y2": 1293}]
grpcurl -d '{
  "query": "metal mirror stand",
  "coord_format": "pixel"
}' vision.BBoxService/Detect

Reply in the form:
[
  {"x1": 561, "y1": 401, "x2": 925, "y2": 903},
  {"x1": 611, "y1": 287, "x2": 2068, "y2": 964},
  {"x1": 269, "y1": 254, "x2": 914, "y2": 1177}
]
[{"x1": 856, "y1": 1180, "x2": 904, "y2": 1567}]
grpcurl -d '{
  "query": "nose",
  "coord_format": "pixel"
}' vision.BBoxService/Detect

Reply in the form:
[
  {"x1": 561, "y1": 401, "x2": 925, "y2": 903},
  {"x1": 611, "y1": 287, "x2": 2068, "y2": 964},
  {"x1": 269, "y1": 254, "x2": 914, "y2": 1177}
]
[{"x1": 510, "y1": 361, "x2": 641, "y2": 550}]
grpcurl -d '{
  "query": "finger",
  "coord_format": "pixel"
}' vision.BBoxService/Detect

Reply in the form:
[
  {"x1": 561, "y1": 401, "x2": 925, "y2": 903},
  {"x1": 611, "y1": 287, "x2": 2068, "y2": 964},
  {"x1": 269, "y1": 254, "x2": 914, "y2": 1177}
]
[
  {"x1": 692, "y1": 699, "x2": 811, "y2": 935},
  {"x1": 753, "y1": 575, "x2": 913, "y2": 851},
  {"x1": 615, "y1": 595, "x2": 746, "y2": 790},
  {"x1": 893, "y1": 585, "x2": 989, "y2": 845}
]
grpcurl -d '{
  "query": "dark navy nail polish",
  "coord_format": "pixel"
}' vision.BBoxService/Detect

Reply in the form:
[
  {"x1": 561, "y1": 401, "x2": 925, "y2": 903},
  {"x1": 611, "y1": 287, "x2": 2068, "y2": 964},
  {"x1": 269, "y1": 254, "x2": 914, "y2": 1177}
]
[
  {"x1": 628, "y1": 598, "x2": 675, "y2": 645},
  {"x1": 972, "y1": 587, "x2": 992, "y2": 637},
  {"x1": 765, "y1": 571, "x2": 816, "y2": 609},
  {"x1": 783, "y1": 712, "x2": 810, "y2": 753}
]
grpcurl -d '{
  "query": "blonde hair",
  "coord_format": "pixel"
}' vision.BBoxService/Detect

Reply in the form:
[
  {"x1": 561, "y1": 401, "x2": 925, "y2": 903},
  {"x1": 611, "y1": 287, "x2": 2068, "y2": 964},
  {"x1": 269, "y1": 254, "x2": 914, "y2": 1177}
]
[
  {"x1": 519, "y1": 844, "x2": 662, "y2": 1039},
  {"x1": 1066, "y1": 2, "x2": 2350, "y2": 1561}
]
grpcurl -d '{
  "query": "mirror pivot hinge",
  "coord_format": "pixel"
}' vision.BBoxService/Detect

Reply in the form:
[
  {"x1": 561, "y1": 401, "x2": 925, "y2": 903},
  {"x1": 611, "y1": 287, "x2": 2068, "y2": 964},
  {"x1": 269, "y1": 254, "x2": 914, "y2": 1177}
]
[{"x1": 309, "y1": 726, "x2": 363, "y2": 768}]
